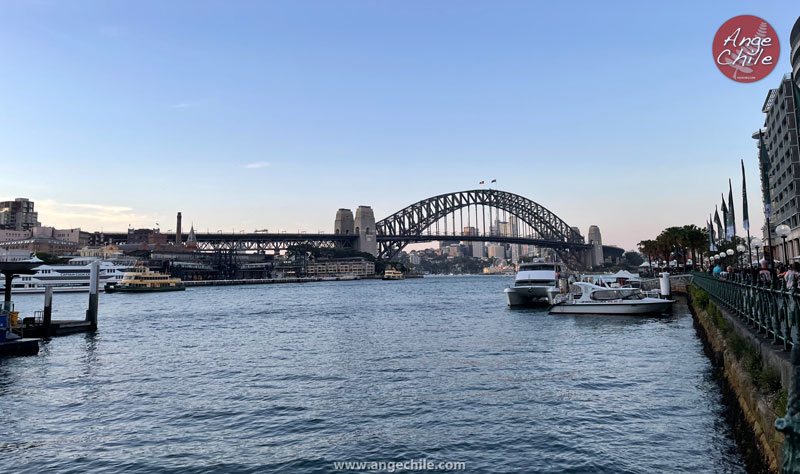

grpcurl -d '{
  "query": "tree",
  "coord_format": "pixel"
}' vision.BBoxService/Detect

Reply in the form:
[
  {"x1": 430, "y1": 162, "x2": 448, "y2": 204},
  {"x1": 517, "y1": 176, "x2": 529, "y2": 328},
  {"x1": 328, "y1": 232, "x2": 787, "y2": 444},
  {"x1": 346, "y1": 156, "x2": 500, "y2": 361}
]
[{"x1": 624, "y1": 251, "x2": 644, "y2": 267}]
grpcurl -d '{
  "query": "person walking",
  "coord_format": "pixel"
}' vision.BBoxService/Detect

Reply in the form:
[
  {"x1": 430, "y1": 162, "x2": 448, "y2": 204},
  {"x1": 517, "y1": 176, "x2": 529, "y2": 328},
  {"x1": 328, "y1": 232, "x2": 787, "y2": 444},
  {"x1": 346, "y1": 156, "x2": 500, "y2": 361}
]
[{"x1": 785, "y1": 262, "x2": 800, "y2": 290}]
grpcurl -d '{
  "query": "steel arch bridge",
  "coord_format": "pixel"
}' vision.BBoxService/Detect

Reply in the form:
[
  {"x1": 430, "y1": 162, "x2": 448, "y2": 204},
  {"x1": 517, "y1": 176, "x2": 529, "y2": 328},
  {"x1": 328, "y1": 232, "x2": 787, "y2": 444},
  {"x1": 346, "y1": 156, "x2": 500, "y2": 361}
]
[{"x1": 375, "y1": 189, "x2": 589, "y2": 266}]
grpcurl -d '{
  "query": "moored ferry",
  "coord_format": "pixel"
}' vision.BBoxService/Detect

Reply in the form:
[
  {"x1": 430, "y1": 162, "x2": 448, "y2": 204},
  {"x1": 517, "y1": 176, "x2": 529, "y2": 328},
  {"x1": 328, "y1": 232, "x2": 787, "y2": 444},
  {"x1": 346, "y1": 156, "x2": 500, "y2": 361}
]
[
  {"x1": 0, "y1": 257, "x2": 132, "y2": 294},
  {"x1": 382, "y1": 269, "x2": 405, "y2": 280},
  {"x1": 105, "y1": 266, "x2": 185, "y2": 293}
]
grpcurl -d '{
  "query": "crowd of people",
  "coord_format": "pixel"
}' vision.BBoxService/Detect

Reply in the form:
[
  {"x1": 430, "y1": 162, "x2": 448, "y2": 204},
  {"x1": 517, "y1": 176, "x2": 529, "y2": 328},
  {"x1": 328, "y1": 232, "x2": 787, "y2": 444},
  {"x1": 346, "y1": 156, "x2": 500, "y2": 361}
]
[{"x1": 711, "y1": 259, "x2": 800, "y2": 289}]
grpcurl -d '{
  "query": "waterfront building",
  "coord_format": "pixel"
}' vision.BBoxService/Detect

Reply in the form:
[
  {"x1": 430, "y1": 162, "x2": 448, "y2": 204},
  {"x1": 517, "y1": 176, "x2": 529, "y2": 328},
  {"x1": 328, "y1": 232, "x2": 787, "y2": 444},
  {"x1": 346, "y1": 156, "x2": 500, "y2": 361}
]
[
  {"x1": 755, "y1": 73, "x2": 800, "y2": 260},
  {"x1": 0, "y1": 235, "x2": 78, "y2": 256},
  {"x1": 409, "y1": 251, "x2": 421, "y2": 265},
  {"x1": 305, "y1": 257, "x2": 375, "y2": 277},
  {"x1": 78, "y1": 244, "x2": 120, "y2": 259},
  {"x1": 127, "y1": 228, "x2": 168, "y2": 245},
  {"x1": 0, "y1": 198, "x2": 40, "y2": 231}
]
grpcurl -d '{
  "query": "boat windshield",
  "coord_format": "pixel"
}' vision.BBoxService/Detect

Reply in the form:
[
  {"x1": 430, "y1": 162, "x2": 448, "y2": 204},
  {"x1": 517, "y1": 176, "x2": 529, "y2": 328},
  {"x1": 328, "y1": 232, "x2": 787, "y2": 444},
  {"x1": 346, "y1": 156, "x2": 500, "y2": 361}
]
[
  {"x1": 590, "y1": 288, "x2": 644, "y2": 301},
  {"x1": 518, "y1": 264, "x2": 556, "y2": 271}
]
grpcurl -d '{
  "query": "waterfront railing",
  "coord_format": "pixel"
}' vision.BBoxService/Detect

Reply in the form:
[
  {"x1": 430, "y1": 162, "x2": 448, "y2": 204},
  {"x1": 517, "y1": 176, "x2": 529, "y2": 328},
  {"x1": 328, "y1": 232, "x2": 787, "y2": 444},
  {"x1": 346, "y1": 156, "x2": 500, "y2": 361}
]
[{"x1": 692, "y1": 272, "x2": 799, "y2": 351}]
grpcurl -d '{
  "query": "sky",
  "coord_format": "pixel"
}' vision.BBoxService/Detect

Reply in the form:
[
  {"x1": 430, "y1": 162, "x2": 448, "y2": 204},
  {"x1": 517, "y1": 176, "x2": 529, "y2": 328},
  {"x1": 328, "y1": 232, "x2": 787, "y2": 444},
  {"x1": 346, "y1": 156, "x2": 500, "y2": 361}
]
[{"x1": 0, "y1": 1, "x2": 798, "y2": 251}]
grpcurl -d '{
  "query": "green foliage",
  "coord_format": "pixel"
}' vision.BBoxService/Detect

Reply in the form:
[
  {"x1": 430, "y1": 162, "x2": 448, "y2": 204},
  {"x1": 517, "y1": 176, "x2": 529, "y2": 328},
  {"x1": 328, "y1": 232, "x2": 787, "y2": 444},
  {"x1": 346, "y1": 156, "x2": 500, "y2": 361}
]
[
  {"x1": 34, "y1": 252, "x2": 67, "y2": 264},
  {"x1": 690, "y1": 285, "x2": 786, "y2": 414},
  {"x1": 624, "y1": 251, "x2": 644, "y2": 266},
  {"x1": 776, "y1": 389, "x2": 789, "y2": 418}
]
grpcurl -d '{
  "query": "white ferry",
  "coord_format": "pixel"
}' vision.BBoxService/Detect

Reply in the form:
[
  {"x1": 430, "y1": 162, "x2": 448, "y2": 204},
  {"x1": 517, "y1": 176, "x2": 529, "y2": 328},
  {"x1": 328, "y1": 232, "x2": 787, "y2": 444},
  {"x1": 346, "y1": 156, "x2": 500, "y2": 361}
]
[
  {"x1": 0, "y1": 257, "x2": 133, "y2": 293},
  {"x1": 504, "y1": 261, "x2": 565, "y2": 306}
]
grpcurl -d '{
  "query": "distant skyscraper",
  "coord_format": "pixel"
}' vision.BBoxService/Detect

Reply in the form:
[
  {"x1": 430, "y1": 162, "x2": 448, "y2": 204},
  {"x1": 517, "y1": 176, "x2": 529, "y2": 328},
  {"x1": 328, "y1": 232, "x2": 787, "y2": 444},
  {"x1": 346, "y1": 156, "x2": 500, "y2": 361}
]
[{"x1": 0, "y1": 198, "x2": 40, "y2": 231}]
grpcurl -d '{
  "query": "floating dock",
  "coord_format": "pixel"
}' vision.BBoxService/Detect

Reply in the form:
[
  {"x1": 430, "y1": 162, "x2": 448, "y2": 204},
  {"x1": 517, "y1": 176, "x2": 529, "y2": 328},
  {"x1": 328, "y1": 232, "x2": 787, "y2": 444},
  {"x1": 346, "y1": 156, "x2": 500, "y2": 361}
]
[{"x1": 0, "y1": 338, "x2": 39, "y2": 356}]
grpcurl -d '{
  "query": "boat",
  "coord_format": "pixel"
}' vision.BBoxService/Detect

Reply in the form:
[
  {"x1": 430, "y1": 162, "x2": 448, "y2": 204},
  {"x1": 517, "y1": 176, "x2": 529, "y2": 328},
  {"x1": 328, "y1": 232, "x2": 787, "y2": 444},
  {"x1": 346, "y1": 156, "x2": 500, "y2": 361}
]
[
  {"x1": 504, "y1": 261, "x2": 565, "y2": 306},
  {"x1": 105, "y1": 266, "x2": 185, "y2": 293},
  {"x1": 0, "y1": 257, "x2": 132, "y2": 294},
  {"x1": 548, "y1": 282, "x2": 673, "y2": 315},
  {"x1": 382, "y1": 269, "x2": 405, "y2": 280}
]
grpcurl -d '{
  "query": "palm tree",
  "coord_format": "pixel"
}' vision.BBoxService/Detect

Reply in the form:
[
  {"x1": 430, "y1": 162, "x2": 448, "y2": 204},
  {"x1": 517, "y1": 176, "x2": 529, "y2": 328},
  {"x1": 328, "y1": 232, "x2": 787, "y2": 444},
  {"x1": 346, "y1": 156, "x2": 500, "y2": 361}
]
[{"x1": 638, "y1": 239, "x2": 657, "y2": 275}]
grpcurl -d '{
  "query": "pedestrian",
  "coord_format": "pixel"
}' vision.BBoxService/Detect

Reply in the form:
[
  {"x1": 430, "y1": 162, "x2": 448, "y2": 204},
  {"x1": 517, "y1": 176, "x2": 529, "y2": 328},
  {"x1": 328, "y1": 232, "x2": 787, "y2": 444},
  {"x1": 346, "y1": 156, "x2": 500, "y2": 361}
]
[
  {"x1": 785, "y1": 262, "x2": 800, "y2": 290},
  {"x1": 759, "y1": 260, "x2": 772, "y2": 284}
]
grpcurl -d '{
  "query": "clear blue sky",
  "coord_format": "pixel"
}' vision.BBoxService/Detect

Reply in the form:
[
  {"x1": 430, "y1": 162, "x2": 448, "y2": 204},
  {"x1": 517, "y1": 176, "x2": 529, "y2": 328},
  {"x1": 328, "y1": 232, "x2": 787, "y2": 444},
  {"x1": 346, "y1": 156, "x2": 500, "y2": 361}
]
[{"x1": 1, "y1": 1, "x2": 797, "y2": 251}]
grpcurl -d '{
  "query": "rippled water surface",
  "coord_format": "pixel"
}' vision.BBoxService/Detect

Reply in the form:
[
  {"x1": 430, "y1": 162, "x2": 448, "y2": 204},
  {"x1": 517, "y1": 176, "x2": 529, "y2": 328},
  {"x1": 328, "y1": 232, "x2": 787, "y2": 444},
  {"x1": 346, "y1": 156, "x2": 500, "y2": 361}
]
[{"x1": 1, "y1": 276, "x2": 747, "y2": 473}]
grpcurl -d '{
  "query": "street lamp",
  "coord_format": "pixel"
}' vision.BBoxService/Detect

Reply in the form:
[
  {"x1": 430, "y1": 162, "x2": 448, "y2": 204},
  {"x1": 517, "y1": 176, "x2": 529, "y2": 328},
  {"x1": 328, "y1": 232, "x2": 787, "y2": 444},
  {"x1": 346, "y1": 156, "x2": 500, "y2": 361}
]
[
  {"x1": 752, "y1": 237, "x2": 763, "y2": 266},
  {"x1": 737, "y1": 243, "x2": 747, "y2": 269},
  {"x1": 777, "y1": 224, "x2": 791, "y2": 265},
  {"x1": 726, "y1": 249, "x2": 734, "y2": 268}
]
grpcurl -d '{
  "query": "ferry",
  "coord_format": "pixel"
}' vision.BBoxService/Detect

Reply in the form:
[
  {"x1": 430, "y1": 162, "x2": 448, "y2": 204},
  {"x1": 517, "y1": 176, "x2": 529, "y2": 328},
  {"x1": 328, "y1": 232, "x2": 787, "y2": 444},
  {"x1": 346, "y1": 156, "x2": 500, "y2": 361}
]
[
  {"x1": 0, "y1": 257, "x2": 132, "y2": 294},
  {"x1": 105, "y1": 267, "x2": 185, "y2": 293},
  {"x1": 382, "y1": 269, "x2": 405, "y2": 280},
  {"x1": 504, "y1": 261, "x2": 565, "y2": 306},
  {"x1": 549, "y1": 282, "x2": 673, "y2": 315}
]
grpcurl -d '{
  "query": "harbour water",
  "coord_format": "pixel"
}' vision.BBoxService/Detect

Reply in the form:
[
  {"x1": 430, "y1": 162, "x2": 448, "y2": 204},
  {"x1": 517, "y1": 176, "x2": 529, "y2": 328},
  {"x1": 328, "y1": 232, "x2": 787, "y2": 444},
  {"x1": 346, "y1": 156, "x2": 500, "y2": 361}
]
[{"x1": 2, "y1": 276, "x2": 747, "y2": 473}]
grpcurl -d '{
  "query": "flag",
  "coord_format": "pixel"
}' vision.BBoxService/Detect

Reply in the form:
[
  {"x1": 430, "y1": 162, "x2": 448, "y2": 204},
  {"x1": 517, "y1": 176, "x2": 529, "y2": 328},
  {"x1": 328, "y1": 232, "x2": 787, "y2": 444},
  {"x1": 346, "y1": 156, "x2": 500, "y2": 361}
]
[
  {"x1": 479, "y1": 181, "x2": 484, "y2": 184},
  {"x1": 720, "y1": 195, "x2": 729, "y2": 242},
  {"x1": 491, "y1": 179, "x2": 496, "y2": 183},
  {"x1": 758, "y1": 131, "x2": 773, "y2": 219},
  {"x1": 708, "y1": 217, "x2": 717, "y2": 252},
  {"x1": 714, "y1": 206, "x2": 723, "y2": 245},
  {"x1": 727, "y1": 179, "x2": 735, "y2": 239},
  {"x1": 741, "y1": 159, "x2": 750, "y2": 232}
]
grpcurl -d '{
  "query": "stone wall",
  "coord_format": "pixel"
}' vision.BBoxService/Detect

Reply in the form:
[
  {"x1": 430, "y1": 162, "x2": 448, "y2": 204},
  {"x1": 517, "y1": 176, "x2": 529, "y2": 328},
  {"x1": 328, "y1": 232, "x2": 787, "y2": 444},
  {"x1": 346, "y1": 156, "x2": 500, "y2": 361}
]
[{"x1": 688, "y1": 286, "x2": 789, "y2": 473}]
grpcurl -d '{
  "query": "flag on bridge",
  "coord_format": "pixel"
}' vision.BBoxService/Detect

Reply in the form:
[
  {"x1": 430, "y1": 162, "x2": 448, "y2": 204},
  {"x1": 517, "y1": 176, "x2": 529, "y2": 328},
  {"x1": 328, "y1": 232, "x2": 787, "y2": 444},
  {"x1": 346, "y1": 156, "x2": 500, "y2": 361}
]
[
  {"x1": 479, "y1": 180, "x2": 484, "y2": 184},
  {"x1": 742, "y1": 159, "x2": 750, "y2": 232},
  {"x1": 727, "y1": 179, "x2": 735, "y2": 239}
]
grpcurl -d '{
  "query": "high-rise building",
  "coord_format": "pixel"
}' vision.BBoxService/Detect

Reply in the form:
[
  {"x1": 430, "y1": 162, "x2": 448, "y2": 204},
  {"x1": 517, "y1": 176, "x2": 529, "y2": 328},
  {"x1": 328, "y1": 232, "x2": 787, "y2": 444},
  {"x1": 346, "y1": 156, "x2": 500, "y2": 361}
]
[
  {"x1": 488, "y1": 244, "x2": 506, "y2": 261},
  {"x1": 792, "y1": 16, "x2": 800, "y2": 90},
  {"x1": 0, "y1": 198, "x2": 40, "y2": 231},
  {"x1": 755, "y1": 73, "x2": 800, "y2": 260},
  {"x1": 461, "y1": 226, "x2": 483, "y2": 258}
]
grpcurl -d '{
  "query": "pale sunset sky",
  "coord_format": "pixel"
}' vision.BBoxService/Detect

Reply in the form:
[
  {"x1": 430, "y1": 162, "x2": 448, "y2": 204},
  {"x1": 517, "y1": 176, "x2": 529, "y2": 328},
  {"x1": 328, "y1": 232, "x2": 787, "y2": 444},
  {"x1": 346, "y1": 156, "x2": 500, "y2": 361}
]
[{"x1": 1, "y1": 1, "x2": 798, "y2": 250}]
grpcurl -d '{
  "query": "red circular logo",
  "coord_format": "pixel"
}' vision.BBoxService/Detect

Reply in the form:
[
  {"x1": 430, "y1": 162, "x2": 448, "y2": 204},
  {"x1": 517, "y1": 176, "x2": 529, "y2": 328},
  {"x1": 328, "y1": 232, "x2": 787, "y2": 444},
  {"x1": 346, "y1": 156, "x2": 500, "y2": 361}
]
[{"x1": 713, "y1": 15, "x2": 780, "y2": 83}]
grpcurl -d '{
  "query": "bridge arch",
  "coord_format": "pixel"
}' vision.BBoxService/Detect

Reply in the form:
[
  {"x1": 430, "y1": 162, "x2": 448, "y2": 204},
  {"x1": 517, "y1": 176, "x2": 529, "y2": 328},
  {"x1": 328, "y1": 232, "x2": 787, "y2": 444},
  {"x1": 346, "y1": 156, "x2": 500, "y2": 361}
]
[{"x1": 375, "y1": 189, "x2": 585, "y2": 264}]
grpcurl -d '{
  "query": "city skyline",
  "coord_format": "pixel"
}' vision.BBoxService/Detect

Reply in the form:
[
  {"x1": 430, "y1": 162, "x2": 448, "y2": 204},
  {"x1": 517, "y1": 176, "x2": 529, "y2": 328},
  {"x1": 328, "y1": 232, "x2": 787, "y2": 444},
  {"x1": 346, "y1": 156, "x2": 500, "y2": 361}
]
[{"x1": 2, "y1": 1, "x2": 799, "y2": 251}]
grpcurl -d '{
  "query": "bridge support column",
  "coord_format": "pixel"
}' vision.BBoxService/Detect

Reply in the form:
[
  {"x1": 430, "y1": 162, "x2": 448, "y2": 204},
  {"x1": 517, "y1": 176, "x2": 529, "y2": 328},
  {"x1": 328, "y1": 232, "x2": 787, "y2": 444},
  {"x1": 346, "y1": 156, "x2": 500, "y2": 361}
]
[{"x1": 354, "y1": 206, "x2": 377, "y2": 257}]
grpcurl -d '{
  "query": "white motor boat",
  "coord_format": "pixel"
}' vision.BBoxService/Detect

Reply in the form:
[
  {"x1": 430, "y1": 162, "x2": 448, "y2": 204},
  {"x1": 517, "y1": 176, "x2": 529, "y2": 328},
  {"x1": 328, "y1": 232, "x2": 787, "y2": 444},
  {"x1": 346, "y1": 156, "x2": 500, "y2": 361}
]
[
  {"x1": 505, "y1": 262, "x2": 564, "y2": 306},
  {"x1": 549, "y1": 282, "x2": 673, "y2": 315}
]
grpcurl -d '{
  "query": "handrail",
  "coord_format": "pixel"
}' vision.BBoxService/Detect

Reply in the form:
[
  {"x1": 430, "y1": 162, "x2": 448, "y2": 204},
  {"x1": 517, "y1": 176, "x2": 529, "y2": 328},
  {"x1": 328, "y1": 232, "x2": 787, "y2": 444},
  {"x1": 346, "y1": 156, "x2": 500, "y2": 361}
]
[{"x1": 691, "y1": 271, "x2": 799, "y2": 351}]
